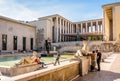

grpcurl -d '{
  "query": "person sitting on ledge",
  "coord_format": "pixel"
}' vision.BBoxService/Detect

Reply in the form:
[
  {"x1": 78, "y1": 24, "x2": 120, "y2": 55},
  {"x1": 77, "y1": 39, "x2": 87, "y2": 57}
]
[{"x1": 34, "y1": 56, "x2": 46, "y2": 68}]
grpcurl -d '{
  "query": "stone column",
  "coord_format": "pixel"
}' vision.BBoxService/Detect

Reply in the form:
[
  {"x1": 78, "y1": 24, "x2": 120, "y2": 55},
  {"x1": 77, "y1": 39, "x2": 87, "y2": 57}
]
[
  {"x1": 91, "y1": 21, "x2": 93, "y2": 32},
  {"x1": 59, "y1": 18, "x2": 61, "y2": 42},
  {"x1": 56, "y1": 16, "x2": 58, "y2": 42},
  {"x1": 64, "y1": 20, "x2": 66, "y2": 42},
  {"x1": 96, "y1": 21, "x2": 98, "y2": 33},
  {"x1": 63, "y1": 20, "x2": 64, "y2": 42},
  {"x1": 70, "y1": 23, "x2": 71, "y2": 41},
  {"x1": 76, "y1": 24, "x2": 78, "y2": 33},
  {"x1": 71, "y1": 24, "x2": 73, "y2": 33},
  {"x1": 72, "y1": 25, "x2": 74, "y2": 33},
  {"x1": 68, "y1": 23, "x2": 69, "y2": 34},
  {"x1": 81, "y1": 23, "x2": 83, "y2": 34},
  {"x1": 70, "y1": 23, "x2": 71, "y2": 34},
  {"x1": 50, "y1": 18, "x2": 53, "y2": 43},
  {"x1": 86, "y1": 22, "x2": 88, "y2": 33},
  {"x1": 64, "y1": 21, "x2": 66, "y2": 42}
]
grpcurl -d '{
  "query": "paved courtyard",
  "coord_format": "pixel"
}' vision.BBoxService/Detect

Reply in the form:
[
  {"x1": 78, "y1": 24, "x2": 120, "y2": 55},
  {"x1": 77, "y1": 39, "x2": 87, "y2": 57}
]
[{"x1": 73, "y1": 53, "x2": 120, "y2": 81}]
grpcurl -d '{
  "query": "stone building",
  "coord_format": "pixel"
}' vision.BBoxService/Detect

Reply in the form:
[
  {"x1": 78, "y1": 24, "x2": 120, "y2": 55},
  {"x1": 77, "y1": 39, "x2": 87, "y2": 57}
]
[
  {"x1": 29, "y1": 14, "x2": 103, "y2": 46},
  {"x1": 1, "y1": 2, "x2": 120, "y2": 52},
  {"x1": 0, "y1": 16, "x2": 36, "y2": 52},
  {"x1": 103, "y1": 2, "x2": 120, "y2": 41},
  {"x1": 29, "y1": 2, "x2": 120, "y2": 48}
]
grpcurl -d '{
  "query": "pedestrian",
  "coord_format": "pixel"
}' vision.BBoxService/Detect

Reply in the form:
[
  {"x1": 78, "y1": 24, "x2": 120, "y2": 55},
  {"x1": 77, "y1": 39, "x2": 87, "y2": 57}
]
[
  {"x1": 90, "y1": 51, "x2": 97, "y2": 71},
  {"x1": 54, "y1": 51, "x2": 61, "y2": 66},
  {"x1": 34, "y1": 56, "x2": 46, "y2": 68},
  {"x1": 96, "y1": 50, "x2": 102, "y2": 71},
  {"x1": 45, "y1": 40, "x2": 50, "y2": 55}
]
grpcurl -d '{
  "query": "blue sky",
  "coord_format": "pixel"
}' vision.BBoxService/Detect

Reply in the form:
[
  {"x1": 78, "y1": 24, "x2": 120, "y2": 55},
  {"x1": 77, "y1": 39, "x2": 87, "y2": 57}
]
[{"x1": 0, "y1": 0, "x2": 120, "y2": 21}]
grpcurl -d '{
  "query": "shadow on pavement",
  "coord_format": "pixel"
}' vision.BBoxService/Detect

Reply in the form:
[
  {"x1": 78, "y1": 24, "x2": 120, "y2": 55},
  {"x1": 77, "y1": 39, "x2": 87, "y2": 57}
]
[{"x1": 73, "y1": 70, "x2": 120, "y2": 81}]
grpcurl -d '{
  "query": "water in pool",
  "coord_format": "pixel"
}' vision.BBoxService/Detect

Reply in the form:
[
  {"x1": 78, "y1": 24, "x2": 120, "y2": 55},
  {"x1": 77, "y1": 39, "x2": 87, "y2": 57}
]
[{"x1": 0, "y1": 54, "x2": 73, "y2": 66}]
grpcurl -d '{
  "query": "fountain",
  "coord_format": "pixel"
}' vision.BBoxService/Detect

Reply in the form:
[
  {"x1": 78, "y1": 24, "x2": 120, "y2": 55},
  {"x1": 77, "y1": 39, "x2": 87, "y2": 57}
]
[
  {"x1": 0, "y1": 52, "x2": 41, "y2": 76},
  {"x1": 72, "y1": 41, "x2": 91, "y2": 76}
]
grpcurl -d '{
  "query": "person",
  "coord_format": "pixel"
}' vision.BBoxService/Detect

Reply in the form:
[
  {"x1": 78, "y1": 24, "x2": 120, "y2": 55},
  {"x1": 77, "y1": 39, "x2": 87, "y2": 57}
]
[
  {"x1": 45, "y1": 40, "x2": 50, "y2": 55},
  {"x1": 90, "y1": 51, "x2": 97, "y2": 71},
  {"x1": 0, "y1": 50, "x2": 1, "y2": 55},
  {"x1": 96, "y1": 50, "x2": 102, "y2": 71},
  {"x1": 54, "y1": 51, "x2": 61, "y2": 66},
  {"x1": 34, "y1": 56, "x2": 45, "y2": 68}
]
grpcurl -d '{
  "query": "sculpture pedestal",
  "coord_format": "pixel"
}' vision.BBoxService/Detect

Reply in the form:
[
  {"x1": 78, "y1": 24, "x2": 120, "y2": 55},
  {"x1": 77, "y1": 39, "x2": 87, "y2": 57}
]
[
  {"x1": 70, "y1": 56, "x2": 91, "y2": 76},
  {"x1": 79, "y1": 56, "x2": 91, "y2": 76}
]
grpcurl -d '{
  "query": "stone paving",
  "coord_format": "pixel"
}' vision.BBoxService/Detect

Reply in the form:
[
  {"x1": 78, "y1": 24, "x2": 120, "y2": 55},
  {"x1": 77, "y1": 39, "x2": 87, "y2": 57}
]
[{"x1": 73, "y1": 53, "x2": 120, "y2": 81}]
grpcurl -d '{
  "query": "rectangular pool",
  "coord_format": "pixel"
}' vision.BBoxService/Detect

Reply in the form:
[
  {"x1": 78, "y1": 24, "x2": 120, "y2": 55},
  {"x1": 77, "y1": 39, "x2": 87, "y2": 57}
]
[{"x1": 0, "y1": 54, "x2": 73, "y2": 66}]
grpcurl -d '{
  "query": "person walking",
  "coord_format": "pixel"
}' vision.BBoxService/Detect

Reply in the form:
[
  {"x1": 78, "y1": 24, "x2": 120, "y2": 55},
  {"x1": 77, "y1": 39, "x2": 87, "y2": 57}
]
[
  {"x1": 96, "y1": 50, "x2": 102, "y2": 71},
  {"x1": 54, "y1": 51, "x2": 61, "y2": 66}
]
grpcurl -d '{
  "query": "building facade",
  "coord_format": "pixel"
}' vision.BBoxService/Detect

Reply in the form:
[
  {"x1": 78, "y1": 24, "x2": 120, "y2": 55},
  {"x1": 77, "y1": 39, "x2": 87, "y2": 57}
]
[
  {"x1": 0, "y1": 2, "x2": 120, "y2": 52},
  {"x1": 29, "y1": 2, "x2": 120, "y2": 49},
  {"x1": 30, "y1": 14, "x2": 103, "y2": 46},
  {"x1": 103, "y1": 2, "x2": 120, "y2": 41},
  {"x1": 0, "y1": 16, "x2": 36, "y2": 52}
]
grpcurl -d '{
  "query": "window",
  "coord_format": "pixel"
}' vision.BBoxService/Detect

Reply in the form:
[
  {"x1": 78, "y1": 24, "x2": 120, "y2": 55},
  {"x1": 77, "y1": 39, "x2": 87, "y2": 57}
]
[
  {"x1": 30, "y1": 38, "x2": 33, "y2": 50},
  {"x1": 23, "y1": 37, "x2": 26, "y2": 51},
  {"x1": 2, "y1": 34, "x2": 7, "y2": 50},
  {"x1": 13, "y1": 36, "x2": 17, "y2": 50}
]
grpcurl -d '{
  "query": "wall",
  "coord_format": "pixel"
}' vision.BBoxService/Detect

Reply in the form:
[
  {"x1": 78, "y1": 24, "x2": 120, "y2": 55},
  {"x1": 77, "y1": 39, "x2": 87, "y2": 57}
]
[
  {"x1": 46, "y1": 19, "x2": 51, "y2": 40},
  {"x1": 0, "y1": 63, "x2": 40, "y2": 76},
  {"x1": 0, "y1": 19, "x2": 36, "y2": 52},
  {"x1": 52, "y1": 41, "x2": 104, "y2": 47},
  {"x1": 113, "y1": 5, "x2": 120, "y2": 41},
  {"x1": 10, "y1": 61, "x2": 81, "y2": 81},
  {"x1": 104, "y1": 9, "x2": 110, "y2": 41}
]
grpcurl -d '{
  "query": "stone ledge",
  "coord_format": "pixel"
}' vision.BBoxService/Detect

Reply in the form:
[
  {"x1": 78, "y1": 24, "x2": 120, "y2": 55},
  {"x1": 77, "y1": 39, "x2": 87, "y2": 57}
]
[
  {"x1": 0, "y1": 63, "x2": 41, "y2": 76},
  {"x1": 10, "y1": 61, "x2": 80, "y2": 81}
]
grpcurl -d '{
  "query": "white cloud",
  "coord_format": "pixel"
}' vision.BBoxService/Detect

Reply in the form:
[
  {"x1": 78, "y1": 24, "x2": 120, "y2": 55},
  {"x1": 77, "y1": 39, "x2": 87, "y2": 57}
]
[
  {"x1": 0, "y1": 0, "x2": 102, "y2": 21},
  {"x1": 0, "y1": 0, "x2": 37, "y2": 21}
]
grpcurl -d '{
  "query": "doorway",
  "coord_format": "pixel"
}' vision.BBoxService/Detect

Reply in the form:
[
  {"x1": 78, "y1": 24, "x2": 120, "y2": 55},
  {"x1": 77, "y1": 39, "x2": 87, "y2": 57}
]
[
  {"x1": 13, "y1": 36, "x2": 17, "y2": 50},
  {"x1": 30, "y1": 38, "x2": 33, "y2": 50},
  {"x1": 23, "y1": 37, "x2": 26, "y2": 51}
]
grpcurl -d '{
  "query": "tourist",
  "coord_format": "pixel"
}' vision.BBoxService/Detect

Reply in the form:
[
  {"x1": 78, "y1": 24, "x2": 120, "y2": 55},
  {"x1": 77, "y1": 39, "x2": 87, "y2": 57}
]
[
  {"x1": 90, "y1": 51, "x2": 97, "y2": 71},
  {"x1": 96, "y1": 50, "x2": 102, "y2": 71},
  {"x1": 54, "y1": 51, "x2": 61, "y2": 66},
  {"x1": 34, "y1": 56, "x2": 46, "y2": 68},
  {"x1": 0, "y1": 50, "x2": 1, "y2": 55},
  {"x1": 45, "y1": 40, "x2": 50, "y2": 55}
]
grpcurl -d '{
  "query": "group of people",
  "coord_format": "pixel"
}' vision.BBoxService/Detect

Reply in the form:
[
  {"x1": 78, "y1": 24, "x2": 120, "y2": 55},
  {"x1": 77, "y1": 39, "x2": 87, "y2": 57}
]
[
  {"x1": 16, "y1": 51, "x2": 61, "y2": 68},
  {"x1": 90, "y1": 50, "x2": 102, "y2": 71}
]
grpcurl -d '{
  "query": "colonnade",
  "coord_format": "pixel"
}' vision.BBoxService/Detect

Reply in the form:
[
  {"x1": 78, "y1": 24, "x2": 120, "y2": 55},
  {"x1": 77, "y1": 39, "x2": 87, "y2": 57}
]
[
  {"x1": 75, "y1": 20, "x2": 103, "y2": 34},
  {"x1": 50, "y1": 16, "x2": 103, "y2": 43}
]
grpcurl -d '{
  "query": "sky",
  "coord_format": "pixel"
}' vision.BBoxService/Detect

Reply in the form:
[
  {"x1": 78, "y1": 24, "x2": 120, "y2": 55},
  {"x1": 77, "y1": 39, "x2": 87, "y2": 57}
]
[{"x1": 0, "y1": 0, "x2": 120, "y2": 22}]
